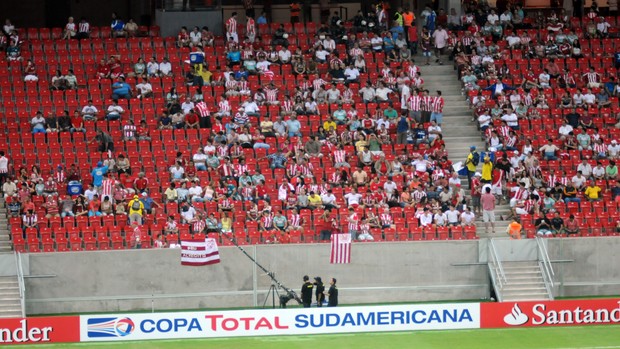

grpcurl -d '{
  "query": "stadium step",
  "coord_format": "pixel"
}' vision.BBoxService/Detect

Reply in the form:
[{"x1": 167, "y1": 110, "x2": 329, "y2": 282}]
[
  {"x1": 0, "y1": 276, "x2": 22, "y2": 318},
  {"x1": 424, "y1": 63, "x2": 509, "y2": 239},
  {"x1": 492, "y1": 261, "x2": 552, "y2": 302}
]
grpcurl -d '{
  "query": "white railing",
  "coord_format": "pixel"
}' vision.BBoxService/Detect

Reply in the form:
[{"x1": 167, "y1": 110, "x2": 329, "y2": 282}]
[
  {"x1": 488, "y1": 239, "x2": 507, "y2": 302},
  {"x1": 536, "y1": 237, "x2": 555, "y2": 300},
  {"x1": 14, "y1": 252, "x2": 26, "y2": 317}
]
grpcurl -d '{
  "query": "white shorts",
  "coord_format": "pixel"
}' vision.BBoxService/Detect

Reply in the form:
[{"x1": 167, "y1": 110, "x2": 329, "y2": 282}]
[
  {"x1": 227, "y1": 32, "x2": 239, "y2": 43},
  {"x1": 483, "y1": 210, "x2": 496, "y2": 223},
  {"x1": 515, "y1": 207, "x2": 528, "y2": 215}
]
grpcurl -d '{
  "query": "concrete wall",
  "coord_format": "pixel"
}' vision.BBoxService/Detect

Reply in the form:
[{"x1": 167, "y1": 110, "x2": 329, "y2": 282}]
[
  {"x1": 546, "y1": 237, "x2": 620, "y2": 297},
  {"x1": 21, "y1": 237, "x2": 620, "y2": 315},
  {"x1": 24, "y1": 241, "x2": 488, "y2": 315},
  {"x1": 155, "y1": 9, "x2": 224, "y2": 37}
]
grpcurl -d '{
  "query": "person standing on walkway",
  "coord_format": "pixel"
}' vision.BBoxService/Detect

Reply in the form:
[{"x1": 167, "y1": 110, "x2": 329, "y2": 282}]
[
  {"x1": 314, "y1": 277, "x2": 325, "y2": 307},
  {"x1": 464, "y1": 146, "x2": 479, "y2": 187},
  {"x1": 301, "y1": 275, "x2": 314, "y2": 308},
  {"x1": 327, "y1": 278, "x2": 338, "y2": 307},
  {"x1": 432, "y1": 25, "x2": 449, "y2": 65},
  {"x1": 396, "y1": 112, "x2": 411, "y2": 144},
  {"x1": 481, "y1": 187, "x2": 496, "y2": 234}
]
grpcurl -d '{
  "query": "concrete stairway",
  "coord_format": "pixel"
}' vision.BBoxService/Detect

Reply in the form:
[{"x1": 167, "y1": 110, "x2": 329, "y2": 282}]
[
  {"x1": 0, "y1": 197, "x2": 12, "y2": 253},
  {"x1": 422, "y1": 63, "x2": 511, "y2": 238},
  {"x1": 492, "y1": 261, "x2": 551, "y2": 302},
  {"x1": 0, "y1": 276, "x2": 22, "y2": 318}
]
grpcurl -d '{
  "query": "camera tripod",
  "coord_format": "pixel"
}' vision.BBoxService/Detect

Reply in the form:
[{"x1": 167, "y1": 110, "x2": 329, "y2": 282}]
[{"x1": 263, "y1": 274, "x2": 280, "y2": 309}]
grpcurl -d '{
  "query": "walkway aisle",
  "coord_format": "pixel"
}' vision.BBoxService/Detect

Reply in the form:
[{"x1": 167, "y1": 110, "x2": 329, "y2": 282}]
[{"x1": 422, "y1": 64, "x2": 511, "y2": 237}]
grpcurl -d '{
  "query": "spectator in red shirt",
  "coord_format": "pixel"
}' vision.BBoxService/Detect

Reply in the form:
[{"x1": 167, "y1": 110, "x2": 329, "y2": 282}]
[
  {"x1": 96, "y1": 58, "x2": 110, "y2": 81},
  {"x1": 185, "y1": 110, "x2": 199, "y2": 129},
  {"x1": 133, "y1": 172, "x2": 149, "y2": 194}
]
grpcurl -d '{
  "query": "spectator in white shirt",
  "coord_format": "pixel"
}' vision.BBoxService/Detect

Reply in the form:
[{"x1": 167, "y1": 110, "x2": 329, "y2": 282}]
[
  {"x1": 189, "y1": 26, "x2": 202, "y2": 46},
  {"x1": 315, "y1": 47, "x2": 329, "y2": 62},
  {"x1": 446, "y1": 205, "x2": 460, "y2": 225},
  {"x1": 487, "y1": 10, "x2": 499, "y2": 24},
  {"x1": 558, "y1": 121, "x2": 573, "y2": 139},
  {"x1": 582, "y1": 88, "x2": 596, "y2": 105},
  {"x1": 344, "y1": 65, "x2": 360, "y2": 82},
  {"x1": 81, "y1": 100, "x2": 99, "y2": 121},
  {"x1": 460, "y1": 207, "x2": 476, "y2": 226},
  {"x1": 158, "y1": 57, "x2": 172, "y2": 76},
  {"x1": 344, "y1": 188, "x2": 363, "y2": 207},
  {"x1": 359, "y1": 83, "x2": 376, "y2": 102},
  {"x1": 478, "y1": 112, "x2": 491, "y2": 130},
  {"x1": 135, "y1": 78, "x2": 153, "y2": 99},
  {"x1": 242, "y1": 97, "x2": 260, "y2": 117},
  {"x1": 374, "y1": 83, "x2": 392, "y2": 101},
  {"x1": 326, "y1": 86, "x2": 341, "y2": 104},
  {"x1": 106, "y1": 100, "x2": 124, "y2": 120},
  {"x1": 577, "y1": 160, "x2": 593, "y2": 178},
  {"x1": 609, "y1": 140, "x2": 620, "y2": 158},
  {"x1": 501, "y1": 110, "x2": 519, "y2": 128},
  {"x1": 181, "y1": 97, "x2": 195, "y2": 115},
  {"x1": 278, "y1": 48, "x2": 292, "y2": 63},
  {"x1": 146, "y1": 57, "x2": 159, "y2": 77},
  {"x1": 571, "y1": 171, "x2": 587, "y2": 189},
  {"x1": 256, "y1": 58, "x2": 271, "y2": 72},
  {"x1": 539, "y1": 70, "x2": 551, "y2": 88},
  {"x1": 419, "y1": 208, "x2": 434, "y2": 227}
]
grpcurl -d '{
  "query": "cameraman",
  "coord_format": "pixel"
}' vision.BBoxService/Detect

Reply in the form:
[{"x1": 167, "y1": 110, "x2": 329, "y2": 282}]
[
  {"x1": 327, "y1": 278, "x2": 338, "y2": 307},
  {"x1": 313, "y1": 277, "x2": 325, "y2": 307},
  {"x1": 301, "y1": 275, "x2": 313, "y2": 308}
]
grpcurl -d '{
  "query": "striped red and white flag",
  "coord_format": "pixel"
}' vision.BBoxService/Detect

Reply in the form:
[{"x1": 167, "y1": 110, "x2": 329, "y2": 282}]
[
  {"x1": 181, "y1": 238, "x2": 221, "y2": 266},
  {"x1": 330, "y1": 233, "x2": 351, "y2": 264}
]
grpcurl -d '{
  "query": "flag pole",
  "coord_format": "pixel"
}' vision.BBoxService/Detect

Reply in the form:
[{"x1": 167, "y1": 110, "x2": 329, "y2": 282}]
[{"x1": 219, "y1": 232, "x2": 303, "y2": 307}]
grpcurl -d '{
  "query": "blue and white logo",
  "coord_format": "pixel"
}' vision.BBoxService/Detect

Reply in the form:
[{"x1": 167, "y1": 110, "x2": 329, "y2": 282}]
[{"x1": 87, "y1": 317, "x2": 135, "y2": 338}]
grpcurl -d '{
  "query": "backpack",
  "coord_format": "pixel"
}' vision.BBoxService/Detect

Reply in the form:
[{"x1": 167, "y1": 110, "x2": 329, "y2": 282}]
[
  {"x1": 131, "y1": 200, "x2": 141, "y2": 211},
  {"x1": 471, "y1": 151, "x2": 480, "y2": 166}
]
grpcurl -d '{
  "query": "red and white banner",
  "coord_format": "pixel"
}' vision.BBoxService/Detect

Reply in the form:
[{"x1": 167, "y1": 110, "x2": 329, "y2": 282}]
[
  {"x1": 0, "y1": 316, "x2": 80, "y2": 344},
  {"x1": 181, "y1": 238, "x2": 220, "y2": 266},
  {"x1": 481, "y1": 299, "x2": 620, "y2": 328},
  {"x1": 330, "y1": 233, "x2": 351, "y2": 264}
]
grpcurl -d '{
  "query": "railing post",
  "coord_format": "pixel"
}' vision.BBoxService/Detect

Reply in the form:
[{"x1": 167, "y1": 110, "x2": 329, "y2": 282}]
[{"x1": 15, "y1": 252, "x2": 26, "y2": 317}]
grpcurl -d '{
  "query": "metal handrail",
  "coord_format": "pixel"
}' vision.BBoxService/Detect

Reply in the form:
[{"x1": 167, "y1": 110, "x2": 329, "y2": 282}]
[
  {"x1": 14, "y1": 252, "x2": 26, "y2": 317},
  {"x1": 536, "y1": 237, "x2": 555, "y2": 289},
  {"x1": 489, "y1": 239, "x2": 507, "y2": 286}
]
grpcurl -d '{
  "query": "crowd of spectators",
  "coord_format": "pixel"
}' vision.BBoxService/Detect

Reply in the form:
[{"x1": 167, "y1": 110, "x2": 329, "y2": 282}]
[
  {"x1": 455, "y1": 1, "x2": 620, "y2": 237},
  {"x1": 5, "y1": 2, "x2": 620, "y2": 249}
]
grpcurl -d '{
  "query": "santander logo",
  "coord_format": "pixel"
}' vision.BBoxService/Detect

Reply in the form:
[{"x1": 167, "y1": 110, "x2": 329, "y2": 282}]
[{"x1": 503, "y1": 304, "x2": 529, "y2": 326}]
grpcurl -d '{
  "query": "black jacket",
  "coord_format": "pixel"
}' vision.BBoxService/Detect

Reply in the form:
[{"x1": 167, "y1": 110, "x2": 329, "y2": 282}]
[
  {"x1": 301, "y1": 282, "x2": 314, "y2": 304},
  {"x1": 328, "y1": 285, "x2": 338, "y2": 307}
]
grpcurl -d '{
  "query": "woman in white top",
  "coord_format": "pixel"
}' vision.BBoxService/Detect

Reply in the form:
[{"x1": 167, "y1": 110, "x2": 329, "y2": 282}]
[{"x1": 63, "y1": 17, "x2": 77, "y2": 39}]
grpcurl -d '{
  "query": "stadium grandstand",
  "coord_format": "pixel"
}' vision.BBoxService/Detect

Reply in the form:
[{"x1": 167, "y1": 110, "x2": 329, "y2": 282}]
[{"x1": 0, "y1": 0, "x2": 619, "y2": 257}]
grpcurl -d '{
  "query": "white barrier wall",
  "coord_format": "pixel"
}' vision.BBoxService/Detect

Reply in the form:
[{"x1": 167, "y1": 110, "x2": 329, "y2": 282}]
[
  {"x1": 21, "y1": 238, "x2": 620, "y2": 315},
  {"x1": 24, "y1": 241, "x2": 487, "y2": 315}
]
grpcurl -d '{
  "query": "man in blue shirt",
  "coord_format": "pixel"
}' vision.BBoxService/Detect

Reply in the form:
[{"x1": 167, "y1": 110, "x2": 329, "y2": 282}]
[
  {"x1": 91, "y1": 162, "x2": 108, "y2": 189},
  {"x1": 286, "y1": 115, "x2": 302, "y2": 137},
  {"x1": 226, "y1": 47, "x2": 241, "y2": 67},
  {"x1": 615, "y1": 52, "x2": 620, "y2": 69},
  {"x1": 112, "y1": 77, "x2": 131, "y2": 99},
  {"x1": 604, "y1": 77, "x2": 617, "y2": 97},
  {"x1": 267, "y1": 150, "x2": 287, "y2": 169},
  {"x1": 111, "y1": 13, "x2": 126, "y2": 38},
  {"x1": 257, "y1": 11, "x2": 268, "y2": 25},
  {"x1": 140, "y1": 192, "x2": 161, "y2": 215}
]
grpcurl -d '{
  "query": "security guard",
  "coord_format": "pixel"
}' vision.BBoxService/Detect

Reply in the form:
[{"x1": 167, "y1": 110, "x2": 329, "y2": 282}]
[
  {"x1": 301, "y1": 275, "x2": 313, "y2": 308},
  {"x1": 314, "y1": 277, "x2": 325, "y2": 307},
  {"x1": 327, "y1": 278, "x2": 338, "y2": 307}
]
